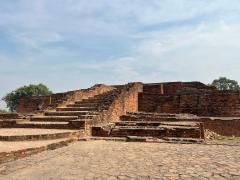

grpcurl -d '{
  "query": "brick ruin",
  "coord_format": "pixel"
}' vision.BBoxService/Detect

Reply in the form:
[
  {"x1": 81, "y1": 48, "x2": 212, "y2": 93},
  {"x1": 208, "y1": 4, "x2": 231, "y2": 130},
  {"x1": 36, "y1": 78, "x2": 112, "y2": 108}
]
[
  {"x1": 1, "y1": 81, "x2": 240, "y2": 163},
  {"x1": 1, "y1": 81, "x2": 240, "y2": 143}
]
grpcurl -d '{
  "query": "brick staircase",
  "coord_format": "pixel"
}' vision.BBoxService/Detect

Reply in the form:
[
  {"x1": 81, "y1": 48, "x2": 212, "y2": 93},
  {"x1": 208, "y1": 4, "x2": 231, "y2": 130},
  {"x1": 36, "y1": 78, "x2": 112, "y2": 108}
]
[
  {"x1": 92, "y1": 112, "x2": 205, "y2": 143},
  {"x1": 13, "y1": 89, "x2": 121, "y2": 130}
]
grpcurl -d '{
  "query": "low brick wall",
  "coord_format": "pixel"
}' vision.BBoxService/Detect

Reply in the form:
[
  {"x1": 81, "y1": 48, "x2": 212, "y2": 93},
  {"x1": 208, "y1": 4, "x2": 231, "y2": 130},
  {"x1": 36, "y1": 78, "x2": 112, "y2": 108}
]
[{"x1": 17, "y1": 84, "x2": 114, "y2": 115}]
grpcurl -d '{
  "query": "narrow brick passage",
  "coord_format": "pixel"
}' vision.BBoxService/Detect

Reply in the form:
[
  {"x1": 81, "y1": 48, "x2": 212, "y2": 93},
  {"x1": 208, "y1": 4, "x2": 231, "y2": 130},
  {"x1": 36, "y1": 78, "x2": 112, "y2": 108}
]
[{"x1": 1, "y1": 141, "x2": 239, "y2": 180}]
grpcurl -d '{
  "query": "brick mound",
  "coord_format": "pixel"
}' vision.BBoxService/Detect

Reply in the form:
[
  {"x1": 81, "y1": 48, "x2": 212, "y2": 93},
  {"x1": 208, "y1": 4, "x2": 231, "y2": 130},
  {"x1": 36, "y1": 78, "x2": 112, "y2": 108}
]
[{"x1": 92, "y1": 112, "x2": 205, "y2": 143}]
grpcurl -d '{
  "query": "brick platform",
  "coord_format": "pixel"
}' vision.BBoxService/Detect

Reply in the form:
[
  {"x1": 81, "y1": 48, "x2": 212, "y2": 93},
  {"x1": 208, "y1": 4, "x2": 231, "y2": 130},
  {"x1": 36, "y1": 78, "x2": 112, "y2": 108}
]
[{"x1": 92, "y1": 112, "x2": 204, "y2": 141}]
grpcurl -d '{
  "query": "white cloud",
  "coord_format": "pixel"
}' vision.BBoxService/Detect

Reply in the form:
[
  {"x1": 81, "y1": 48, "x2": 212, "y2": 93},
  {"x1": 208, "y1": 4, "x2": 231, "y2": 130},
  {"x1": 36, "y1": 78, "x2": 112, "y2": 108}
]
[
  {"x1": 1, "y1": 0, "x2": 240, "y2": 109},
  {"x1": 10, "y1": 31, "x2": 64, "y2": 49},
  {"x1": 125, "y1": 21, "x2": 240, "y2": 83}
]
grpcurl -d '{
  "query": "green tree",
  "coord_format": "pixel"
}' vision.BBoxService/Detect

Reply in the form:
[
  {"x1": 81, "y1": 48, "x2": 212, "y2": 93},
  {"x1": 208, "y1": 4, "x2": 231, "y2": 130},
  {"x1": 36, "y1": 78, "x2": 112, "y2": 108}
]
[
  {"x1": 2, "y1": 83, "x2": 52, "y2": 112},
  {"x1": 211, "y1": 77, "x2": 240, "y2": 91}
]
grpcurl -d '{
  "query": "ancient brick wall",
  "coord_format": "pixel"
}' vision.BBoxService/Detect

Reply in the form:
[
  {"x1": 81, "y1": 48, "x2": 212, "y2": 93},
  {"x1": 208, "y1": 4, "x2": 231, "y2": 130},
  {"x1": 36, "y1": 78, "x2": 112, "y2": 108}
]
[
  {"x1": 143, "y1": 82, "x2": 216, "y2": 95},
  {"x1": 139, "y1": 91, "x2": 240, "y2": 117},
  {"x1": 17, "y1": 84, "x2": 114, "y2": 115}
]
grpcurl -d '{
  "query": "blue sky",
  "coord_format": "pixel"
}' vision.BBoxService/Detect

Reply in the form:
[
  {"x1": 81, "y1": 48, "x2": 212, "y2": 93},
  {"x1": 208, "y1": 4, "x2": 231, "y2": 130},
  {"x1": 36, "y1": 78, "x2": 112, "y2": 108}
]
[{"x1": 1, "y1": 0, "x2": 240, "y2": 109}]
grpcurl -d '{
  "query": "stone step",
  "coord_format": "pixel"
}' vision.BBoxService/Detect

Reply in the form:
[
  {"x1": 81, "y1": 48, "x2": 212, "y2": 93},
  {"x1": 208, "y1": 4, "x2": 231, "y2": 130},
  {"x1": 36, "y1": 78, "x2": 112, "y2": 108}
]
[
  {"x1": 111, "y1": 127, "x2": 201, "y2": 138},
  {"x1": 74, "y1": 102, "x2": 100, "y2": 106},
  {"x1": 31, "y1": 116, "x2": 78, "y2": 122},
  {"x1": 45, "y1": 111, "x2": 93, "y2": 116},
  {"x1": 88, "y1": 96, "x2": 107, "y2": 100},
  {"x1": 92, "y1": 126, "x2": 201, "y2": 139},
  {"x1": 120, "y1": 115, "x2": 180, "y2": 121},
  {"x1": 115, "y1": 121, "x2": 200, "y2": 127},
  {"x1": 15, "y1": 121, "x2": 84, "y2": 129},
  {"x1": 0, "y1": 128, "x2": 83, "y2": 141},
  {"x1": 80, "y1": 99, "x2": 103, "y2": 103},
  {"x1": 81, "y1": 99, "x2": 111, "y2": 103},
  {"x1": 15, "y1": 121, "x2": 71, "y2": 129},
  {"x1": 56, "y1": 107, "x2": 98, "y2": 111},
  {"x1": 66, "y1": 104, "x2": 109, "y2": 111},
  {"x1": 67, "y1": 103, "x2": 99, "y2": 107},
  {"x1": 126, "y1": 112, "x2": 177, "y2": 117},
  {"x1": 78, "y1": 114, "x2": 99, "y2": 119}
]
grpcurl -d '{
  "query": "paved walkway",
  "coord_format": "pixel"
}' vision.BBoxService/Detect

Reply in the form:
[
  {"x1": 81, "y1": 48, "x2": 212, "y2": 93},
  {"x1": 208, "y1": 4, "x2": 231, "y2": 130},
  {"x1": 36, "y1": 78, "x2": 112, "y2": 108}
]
[{"x1": 0, "y1": 141, "x2": 239, "y2": 180}]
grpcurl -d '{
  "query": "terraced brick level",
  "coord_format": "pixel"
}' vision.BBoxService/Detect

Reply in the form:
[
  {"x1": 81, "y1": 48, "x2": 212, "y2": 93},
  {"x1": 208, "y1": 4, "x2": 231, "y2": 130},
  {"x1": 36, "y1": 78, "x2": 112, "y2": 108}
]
[{"x1": 92, "y1": 112, "x2": 205, "y2": 143}]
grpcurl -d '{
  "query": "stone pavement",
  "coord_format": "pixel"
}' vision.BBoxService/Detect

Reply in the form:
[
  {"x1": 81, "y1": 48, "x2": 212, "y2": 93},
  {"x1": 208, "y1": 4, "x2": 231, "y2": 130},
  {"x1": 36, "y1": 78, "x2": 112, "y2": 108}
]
[{"x1": 0, "y1": 141, "x2": 239, "y2": 180}]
